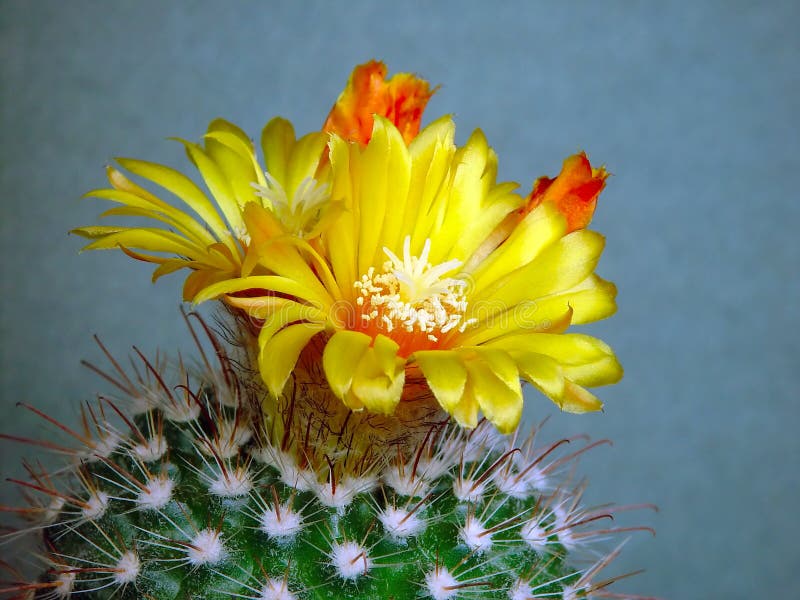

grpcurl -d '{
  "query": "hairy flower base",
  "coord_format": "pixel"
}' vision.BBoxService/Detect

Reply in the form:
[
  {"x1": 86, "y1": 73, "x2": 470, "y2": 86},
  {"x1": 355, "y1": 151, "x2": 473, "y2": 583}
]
[{"x1": 0, "y1": 317, "x2": 653, "y2": 600}]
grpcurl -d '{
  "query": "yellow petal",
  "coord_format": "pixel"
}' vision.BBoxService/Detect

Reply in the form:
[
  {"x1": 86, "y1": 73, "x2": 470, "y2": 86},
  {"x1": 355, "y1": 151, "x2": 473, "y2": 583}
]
[
  {"x1": 192, "y1": 275, "x2": 328, "y2": 309},
  {"x1": 358, "y1": 116, "x2": 410, "y2": 273},
  {"x1": 535, "y1": 275, "x2": 618, "y2": 326},
  {"x1": 413, "y1": 350, "x2": 468, "y2": 414},
  {"x1": 242, "y1": 203, "x2": 334, "y2": 303},
  {"x1": 511, "y1": 352, "x2": 565, "y2": 399},
  {"x1": 449, "y1": 381, "x2": 480, "y2": 429},
  {"x1": 176, "y1": 139, "x2": 245, "y2": 236},
  {"x1": 85, "y1": 185, "x2": 217, "y2": 248},
  {"x1": 259, "y1": 323, "x2": 324, "y2": 396},
  {"x1": 349, "y1": 336, "x2": 405, "y2": 415},
  {"x1": 322, "y1": 330, "x2": 373, "y2": 400},
  {"x1": 463, "y1": 349, "x2": 523, "y2": 434},
  {"x1": 204, "y1": 121, "x2": 263, "y2": 207},
  {"x1": 488, "y1": 333, "x2": 622, "y2": 387},
  {"x1": 468, "y1": 203, "x2": 566, "y2": 294},
  {"x1": 77, "y1": 227, "x2": 200, "y2": 257},
  {"x1": 286, "y1": 131, "x2": 328, "y2": 199},
  {"x1": 559, "y1": 381, "x2": 604, "y2": 413},
  {"x1": 472, "y1": 229, "x2": 605, "y2": 310},
  {"x1": 115, "y1": 157, "x2": 231, "y2": 244}
]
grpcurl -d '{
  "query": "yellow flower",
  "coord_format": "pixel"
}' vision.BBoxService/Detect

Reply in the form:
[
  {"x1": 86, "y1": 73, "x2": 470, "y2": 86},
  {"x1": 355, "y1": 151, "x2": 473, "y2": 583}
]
[{"x1": 75, "y1": 63, "x2": 621, "y2": 434}]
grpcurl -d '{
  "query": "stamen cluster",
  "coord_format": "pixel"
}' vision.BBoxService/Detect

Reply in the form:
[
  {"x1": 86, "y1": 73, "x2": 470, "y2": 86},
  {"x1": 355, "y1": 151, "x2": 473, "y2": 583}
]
[{"x1": 354, "y1": 238, "x2": 475, "y2": 344}]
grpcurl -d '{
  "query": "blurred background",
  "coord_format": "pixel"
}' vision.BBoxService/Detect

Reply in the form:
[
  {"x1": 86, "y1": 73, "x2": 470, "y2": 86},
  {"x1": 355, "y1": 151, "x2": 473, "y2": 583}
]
[{"x1": 1, "y1": 1, "x2": 798, "y2": 598}]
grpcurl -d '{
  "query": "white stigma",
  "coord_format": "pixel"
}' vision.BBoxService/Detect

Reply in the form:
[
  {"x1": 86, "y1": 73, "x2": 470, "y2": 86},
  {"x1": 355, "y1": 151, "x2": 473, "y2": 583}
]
[
  {"x1": 424, "y1": 566, "x2": 459, "y2": 600},
  {"x1": 330, "y1": 541, "x2": 371, "y2": 580},
  {"x1": 113, "y1": 550, "x2": 140, "y2": 585},
  {"x1": 209, "y1": 466, "x2": 253, "y2": 497},
  {"x1": 260, "y1": 578, "x2": 297, "y2": 600},
  {"x1": 260, "y1": 503, "x2": 303, "y2": 540},
  {"x1": 354, "y1": 236, "x2": 475, "y2": 342},
  {"x1": 137, "y1": 475, "x2": 174, "y2": 510},
  {"x1": 379, "y1": 506, "x2": 425, "y2": 540},
  {"x1": 82, "y1": 491, "x2": 109, "y2": 520},
  {"x1": 460, "y1": 514, "x2": 492, "y2": 553},
  {"x1": 253, "y1": 174, "x2": 331, "y2": 238},
  {"x1": 186, "y1": 529, "x2": 226, "y2": 566},
  {"x1": 132, "y1": 437, "x2": 167, "y2": 462}
]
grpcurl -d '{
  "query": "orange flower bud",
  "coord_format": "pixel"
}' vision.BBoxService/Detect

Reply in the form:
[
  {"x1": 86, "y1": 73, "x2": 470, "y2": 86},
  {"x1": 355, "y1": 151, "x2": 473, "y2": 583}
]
[
  {"x1": 323, "y1": 60, "x2": 436, "y2": 146},
  {"x1": 526, "y1": 152, "x2": 609, "y2": 232}
]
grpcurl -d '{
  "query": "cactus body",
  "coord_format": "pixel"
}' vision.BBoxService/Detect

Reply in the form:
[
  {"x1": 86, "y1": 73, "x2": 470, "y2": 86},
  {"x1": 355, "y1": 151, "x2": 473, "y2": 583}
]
[{"x1": 2, "y1": 318, "x2": 649, "y2": 600}]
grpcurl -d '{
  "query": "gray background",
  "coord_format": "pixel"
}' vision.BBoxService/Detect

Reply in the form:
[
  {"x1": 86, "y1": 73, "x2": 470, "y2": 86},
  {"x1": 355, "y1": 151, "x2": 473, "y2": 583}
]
[{"x1": 1, "y1": 1, "x2": 798, "y2": 598}]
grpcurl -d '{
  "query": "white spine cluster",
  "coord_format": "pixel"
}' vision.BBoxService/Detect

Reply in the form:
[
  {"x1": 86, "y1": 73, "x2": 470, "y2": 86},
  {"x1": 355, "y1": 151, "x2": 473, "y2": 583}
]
[
  {"x1": 460, "y1": 514, "x2": 492, "y2": 553},
  {"x1": 113, "y1": 550, "x2": 140, "y2": 585},
  {"x1": 136, "y1": 475, "x2": 174, "y2": 510},
  {"x1": 330, "y1": 541, "x2": 371, "y2": 580},
  {"x1": 53, "y1": 570, "x2": 76, "y2": 599},
  {"x1": 424, "y1": 566, "x2": 458, "y2": 600},
  {"x1": 131, "y1": 436, "x2": 167, "y2": 462},
  {"x1": 259, "y1": 504, "x2": 303, "y2": 540},
  {"x1": 81, "y1": 491, "x2": 109, "y2": 520},
  {"x1": 186, "y1": 528, "x2": 226, "y2": 566},
  {"x1": 378, "y1": 506, "x2": 425, "y2": 540},
  {"x1": 209, "y1": 465, "x2": 253, "y2": 497},
  {"x1": 259, "y1": 577, "x2": 298, "y2": 600}
]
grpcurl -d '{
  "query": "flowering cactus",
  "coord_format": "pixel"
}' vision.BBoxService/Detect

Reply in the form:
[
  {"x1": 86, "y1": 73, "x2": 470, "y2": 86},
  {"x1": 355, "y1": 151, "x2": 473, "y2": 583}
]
[{"x1": 1, "y1": 61, "x2": 653, "y2": 600}]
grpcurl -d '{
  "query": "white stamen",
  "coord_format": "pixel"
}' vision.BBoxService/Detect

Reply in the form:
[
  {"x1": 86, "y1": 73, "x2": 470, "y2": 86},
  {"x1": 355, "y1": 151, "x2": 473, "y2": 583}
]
[
  {"x1": 252, "y1": 174, "x2": 332, "y2": 238},
  {"x1": 354, "y1": 236, "x2": 473, "y2": 342}
]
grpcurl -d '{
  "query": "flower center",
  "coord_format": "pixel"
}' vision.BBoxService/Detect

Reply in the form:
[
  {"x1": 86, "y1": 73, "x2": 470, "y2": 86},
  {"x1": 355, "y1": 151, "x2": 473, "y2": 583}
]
[
  {"x1": 353, "y1": 237, "x2": 475, "y2": 353},
  {"x1": 252, "y1": 174, "x2": 331, "y2": 238}
]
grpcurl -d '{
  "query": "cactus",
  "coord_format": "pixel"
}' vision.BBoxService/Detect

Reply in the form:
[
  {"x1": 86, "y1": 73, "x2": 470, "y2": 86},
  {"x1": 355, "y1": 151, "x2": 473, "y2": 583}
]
[
  {"x1": 2, "y1": 313, "x2": 652, "y2": 600},
  {"x1": 1, "y1": 60, "x2": 654, "y2": 599}
]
